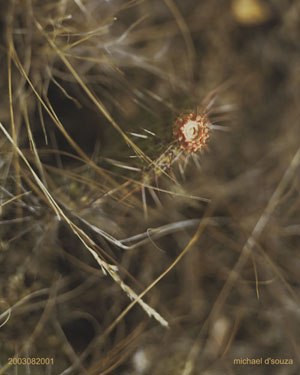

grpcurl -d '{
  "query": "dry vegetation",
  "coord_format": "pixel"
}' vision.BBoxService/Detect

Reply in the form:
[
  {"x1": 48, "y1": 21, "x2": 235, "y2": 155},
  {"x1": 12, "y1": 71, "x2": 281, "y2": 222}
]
[{"x1": 1, "y1": 0, "x2": 300, "y2": 374}]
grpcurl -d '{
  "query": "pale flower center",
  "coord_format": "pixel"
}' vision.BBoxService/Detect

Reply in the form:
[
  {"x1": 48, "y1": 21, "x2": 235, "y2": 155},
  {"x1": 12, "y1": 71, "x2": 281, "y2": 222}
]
[{"x1": 181, "y1": 121, "x2": 200, "y2": 142}]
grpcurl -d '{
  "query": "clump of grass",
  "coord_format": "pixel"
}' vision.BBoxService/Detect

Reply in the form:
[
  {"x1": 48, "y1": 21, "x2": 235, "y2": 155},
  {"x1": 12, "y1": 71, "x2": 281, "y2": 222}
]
[
  {"x1": 1, "y1": 0, "x2": 300, "y2": 374},
  {"x1": 1, "y1": 0, "x2": 203, "y2": 372}
]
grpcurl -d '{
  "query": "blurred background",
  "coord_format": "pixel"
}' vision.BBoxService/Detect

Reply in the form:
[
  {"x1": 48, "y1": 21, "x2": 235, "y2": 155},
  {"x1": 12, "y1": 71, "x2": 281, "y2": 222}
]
[{"x1": 0, "y1": 0, "x2": 300, "y2": 374}]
